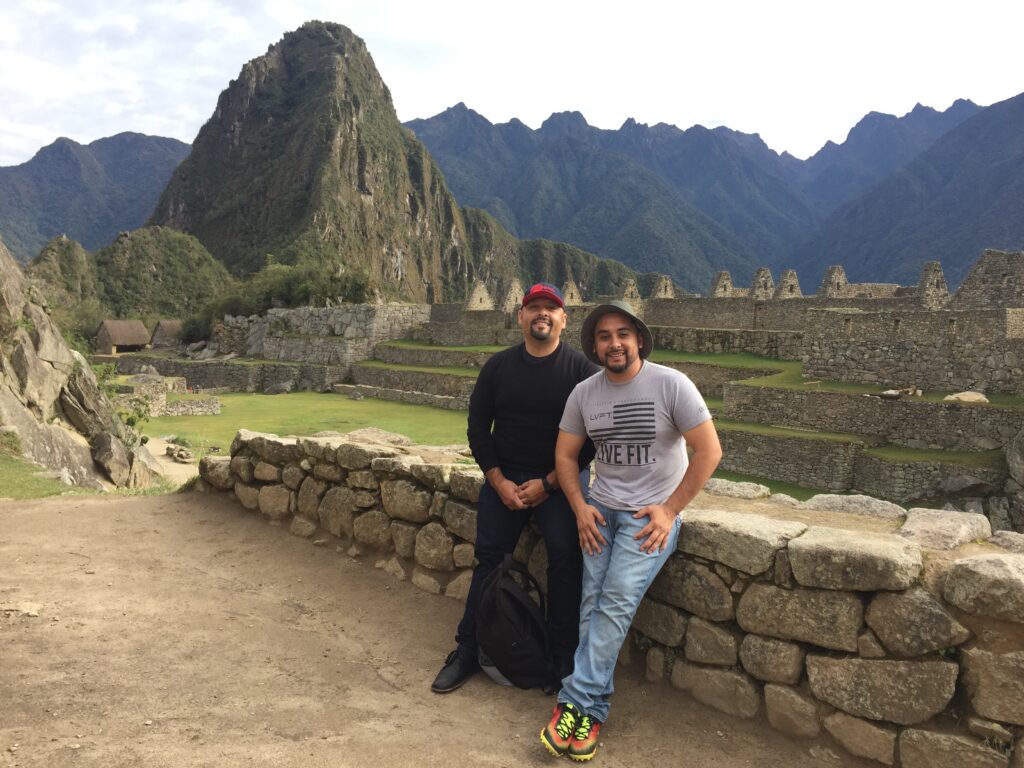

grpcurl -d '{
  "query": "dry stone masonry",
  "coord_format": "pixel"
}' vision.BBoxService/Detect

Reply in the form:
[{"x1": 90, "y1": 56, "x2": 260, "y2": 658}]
[{"x1": 199, "y1": 429, "x2": 1024, "y2": 768}]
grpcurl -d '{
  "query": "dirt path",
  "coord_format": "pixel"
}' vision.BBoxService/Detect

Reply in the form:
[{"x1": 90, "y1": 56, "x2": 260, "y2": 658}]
[{"x1": 0, "y1": 492, "x2": 874, "y2": 768}]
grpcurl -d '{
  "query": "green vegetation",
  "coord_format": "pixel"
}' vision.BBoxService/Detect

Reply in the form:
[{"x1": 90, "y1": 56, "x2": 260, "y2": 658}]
[
  {"x1": 144, "y1": 392, "x2": 468, "y2": 453},
  {"x1": 0, "y1": 434, "x2": 92, "y2": 500},
  {"x1": 650, "y1": 350, "x2": 790, "y2": 370},
  {"x1": 864, "y1": 446, "x2": 1005, "y2": 468},
  {"x1": 354, "y1": 360, "x2": 479, "y2": 377},
  {"x1": 181, "y1": 260, "x2": 371, "y2": 342},
  {"x1": 710, "y1": 470, "x2": 821, "y2": 501},
  {"x1": 27, "y1": 228, "x2": 235, "y2": 347},
  {"x1": 381, "y1": 340, "x2": 508, "y2": 353},
  {"x1": 715, "y1": 419, "x2": 874, "y2": 443},
  {"x1": 0, "y1": 133, "x2": 189, "y2": 263}
]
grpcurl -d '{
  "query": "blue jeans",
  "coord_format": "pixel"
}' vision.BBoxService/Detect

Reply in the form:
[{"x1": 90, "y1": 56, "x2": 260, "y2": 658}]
[{"x1": 557, "y1": 498, "x2": 682, "y2": 723}]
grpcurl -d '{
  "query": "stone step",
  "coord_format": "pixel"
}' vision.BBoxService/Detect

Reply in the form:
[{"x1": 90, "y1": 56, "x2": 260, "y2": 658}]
[
  {"x1": 350, "y1": 362, "x2": 477, "y2": 401},
  {"x1": 372, "y1": 343, "x2": 499, "y2": 369},
  {"x1": 722, "y1": 382, "x2": 1024, "y2": 452},
  {"x1": 717, "y1": 423, "x2": 1008, "y2": 504},
  {"x1": 332, "y1": 383, "x2": 467, "y2": 411}
]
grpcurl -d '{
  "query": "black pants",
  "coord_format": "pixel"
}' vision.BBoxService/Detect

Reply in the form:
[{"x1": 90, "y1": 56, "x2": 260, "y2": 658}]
[{"x1": 455, "y1": 468, "x2": 584, "y2": 675}]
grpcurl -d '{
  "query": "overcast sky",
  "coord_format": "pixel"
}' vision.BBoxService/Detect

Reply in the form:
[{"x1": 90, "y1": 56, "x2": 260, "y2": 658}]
[{"x1": 2, "y1": 0, "x2": 1022, "y2": 167}]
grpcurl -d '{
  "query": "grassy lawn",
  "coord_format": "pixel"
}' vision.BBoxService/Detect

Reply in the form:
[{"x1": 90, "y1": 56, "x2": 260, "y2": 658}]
[
  {"x1": 715, "y1": 418, "x2": 875, "y2": 443},
  {"x1": 379, "y1": 340, "x2": 508, "y2": 353},
  {"x1": 0, "y1": 453, "x2": 94, "y2": 500},
  {"x1": 650, "y1": 350, "x2": 792, "y2": 370},
  {"x1": 145, "y1": 392, "x2": 470, "y2": 453},
  {"x1": 864, "y1": 446, "x2": 1006, "y2": 468},
  {"x1": 354, "y1": 360, "x2": 480, "y2": 377}
]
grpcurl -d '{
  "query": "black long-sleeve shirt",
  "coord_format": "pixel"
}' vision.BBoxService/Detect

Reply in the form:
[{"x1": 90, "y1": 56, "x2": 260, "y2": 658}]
[{"x1": 467, "y1": 342, "x2": 598, "y2": 476}]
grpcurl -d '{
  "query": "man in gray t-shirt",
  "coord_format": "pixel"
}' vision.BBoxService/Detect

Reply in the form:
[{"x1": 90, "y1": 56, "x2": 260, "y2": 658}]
[{"x1": 540, "y1": 301, "x2": 721, "y2": 762}]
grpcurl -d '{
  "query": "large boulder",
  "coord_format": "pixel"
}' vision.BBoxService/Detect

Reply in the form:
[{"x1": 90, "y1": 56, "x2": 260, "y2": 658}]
[
  {"x1": 788, "y1": 527, "x2": 922, "y2": 591},
  {"x1": 806, "y1": 656, "x2": 958, "y2": 725},
  {"x1": 0, "y1": 238, "x2": 122, "y2": 487},
  {"x1": 681, "y1": 509, "x2": 806, "y2": 575},
  {"x1": 736, "y1": 583, "x2": 863, "y2": 652},
  {"x1": 865, "y1": 588, "x2": 970, "y2": 657},
  {"x1": 943, "y1": 554, "x2": 1024, "y2": 624},
  {"x1": 91, "y1": 432, "x2": 131, "y2": 487}
]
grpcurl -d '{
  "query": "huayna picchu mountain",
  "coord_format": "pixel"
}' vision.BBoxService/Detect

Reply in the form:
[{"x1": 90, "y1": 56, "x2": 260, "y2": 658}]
[{"x1": 149, "y1": 21, "x2": 639, "y2": 302}]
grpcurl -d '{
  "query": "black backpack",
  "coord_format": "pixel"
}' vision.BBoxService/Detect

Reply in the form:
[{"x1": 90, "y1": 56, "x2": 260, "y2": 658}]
[{"x1": 475, "y1": 555, "x2": 558, "y2": 690}]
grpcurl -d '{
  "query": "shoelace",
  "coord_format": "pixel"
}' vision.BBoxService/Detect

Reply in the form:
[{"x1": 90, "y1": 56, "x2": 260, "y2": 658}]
[
  {"x1": 555, "y1": 708, "x2": 578, "y2": 739},
  {"x1": 574, "y1": 716, "x2": 592, "y2": 740}
]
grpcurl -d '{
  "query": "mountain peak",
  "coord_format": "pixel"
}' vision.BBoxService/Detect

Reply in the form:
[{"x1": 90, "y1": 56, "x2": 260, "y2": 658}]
[{"x1": 539, "y1": 111, "x2": 590, "y2": 136}]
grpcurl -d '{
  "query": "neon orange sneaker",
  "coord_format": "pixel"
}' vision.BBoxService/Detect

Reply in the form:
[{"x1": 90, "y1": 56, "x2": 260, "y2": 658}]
[
  {"x1": 540, "y1": 702, "x2": 580, "y2": 757},
  {"x1": 567, "y1": 714, "x2": 602, "y2": 762}
]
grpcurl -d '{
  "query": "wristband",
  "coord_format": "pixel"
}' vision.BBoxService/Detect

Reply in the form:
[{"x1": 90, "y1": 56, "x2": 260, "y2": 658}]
[{"x1": 541, "y1": 476, "x2": 555, "y2": 494}]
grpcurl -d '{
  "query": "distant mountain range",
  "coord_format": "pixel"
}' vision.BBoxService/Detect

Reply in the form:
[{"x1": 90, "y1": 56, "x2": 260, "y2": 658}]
[
  {"x1": 0, "y1": 133, "x2": 190, "y2": 262},
  {"x1": 793, "y1": 91, "x2": 1024, "y2": 287},
  {"x1": 406, "y1": 98, "x2": 1004, "y2": 291},
  {"x1": 2, "y1": 23, "x2": 1023, "y2": 298}
]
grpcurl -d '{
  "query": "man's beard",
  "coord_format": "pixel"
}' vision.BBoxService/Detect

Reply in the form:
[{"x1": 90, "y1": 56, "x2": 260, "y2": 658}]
[
  {"x1": 600, "y1": 348, "x2": 634, "y2": 373},
  {"x1": 530, "y1": 322, "x2": 552, "y2": 341}
]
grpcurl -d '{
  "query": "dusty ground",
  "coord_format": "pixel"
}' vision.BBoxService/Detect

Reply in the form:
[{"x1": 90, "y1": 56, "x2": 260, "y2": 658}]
[{"x1": 0, "y1": 490, "x2": 883, "y2": 768}]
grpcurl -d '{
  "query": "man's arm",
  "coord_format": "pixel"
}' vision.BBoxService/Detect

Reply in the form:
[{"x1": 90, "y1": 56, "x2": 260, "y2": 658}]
[
  {"x1": 556, "y1": 430, "x2": 607, "y2": 555},
  {"x1": 633, "y1": 420, "x2": 722, "y2": 553},
  {"x1": 467, "y1": 357, "x2": 526, "y2": 510}
]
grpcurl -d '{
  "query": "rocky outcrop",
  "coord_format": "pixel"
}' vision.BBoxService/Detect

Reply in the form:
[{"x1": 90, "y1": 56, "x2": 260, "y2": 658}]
[{"x1": 0, "y1": 236, "x2": 161, "y2": 488}]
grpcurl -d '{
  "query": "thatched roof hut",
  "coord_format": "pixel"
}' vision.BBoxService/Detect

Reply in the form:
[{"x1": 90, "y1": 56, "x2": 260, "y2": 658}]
[
  {"x1": 150, "y1": 319, "x2": 183, "y2": 348},
  {"x1": 95, "y1": 319, "x2": 150, "y2": 355}
]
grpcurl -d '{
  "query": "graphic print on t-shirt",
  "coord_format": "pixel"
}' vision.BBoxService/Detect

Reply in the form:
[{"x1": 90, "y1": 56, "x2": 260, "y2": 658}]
[{"x1": 589, "y1": 400, "x2": 656, "y2": 466}]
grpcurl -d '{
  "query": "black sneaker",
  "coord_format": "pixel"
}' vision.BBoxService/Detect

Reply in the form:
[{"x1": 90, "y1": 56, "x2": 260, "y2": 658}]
[{"x1": 430, "y1": 647, "x2": 480, "y2": 693}]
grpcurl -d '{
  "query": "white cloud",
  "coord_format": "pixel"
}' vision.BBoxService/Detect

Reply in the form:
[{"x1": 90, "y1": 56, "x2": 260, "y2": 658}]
[{"x1": 0, "y1": 0, "x2": 1022, "y2": 165}]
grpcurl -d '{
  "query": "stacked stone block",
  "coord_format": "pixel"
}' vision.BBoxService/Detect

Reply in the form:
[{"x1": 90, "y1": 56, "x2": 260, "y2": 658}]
[{"x1": 200, "y1": 430, "x2": 1024, "y2": 768}]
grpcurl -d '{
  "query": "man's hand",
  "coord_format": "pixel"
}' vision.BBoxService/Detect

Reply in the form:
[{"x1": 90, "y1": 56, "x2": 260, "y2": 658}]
[
  {"x1": 575, "y1": 504, "x2": 608, "y2": 556},
  {"x1": 515, "y1": 478, "x2": 549, "y2": 508},
  {"x1": 494, "y1": 477, "x2": 528, "y2": 510},
  {"x1": 633, "y1": 504, "x2": 677, "y2": 553}
]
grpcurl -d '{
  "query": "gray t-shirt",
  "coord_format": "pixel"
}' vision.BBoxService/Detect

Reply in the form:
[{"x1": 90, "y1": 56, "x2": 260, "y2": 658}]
[{"x1": 559, "y1": 361, "x2": 711, "y2": 510}]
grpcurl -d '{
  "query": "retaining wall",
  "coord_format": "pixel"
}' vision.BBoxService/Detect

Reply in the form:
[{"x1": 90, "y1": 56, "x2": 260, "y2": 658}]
[
  {"x1": 718, "y1": 430, "x2": 862, "y2": 492},
  {"x1": 652, "y1": 327, "x2": 804, "y2": 360},
  {"x1": 853, "y1": 454, "x2": 1009, "y2": 505},
  {"x1": 804, "y1": 309, "x2": 1024, "y2": 394},
  {"x1": 350, "y1": 365, "x2": 476, "y2": 400},
  {"x1": 116, "y1": 356, "x2": 346, "y2": 393},
  {"x1": 198, "y1": 430, "x2": 1024, "y2": 768},
  {"x1": 212, "y1": 304, "x2": 432, "y2": 364},
  {"x1": 723, "y1": 384, "x2": 1024, "y2": 452}
]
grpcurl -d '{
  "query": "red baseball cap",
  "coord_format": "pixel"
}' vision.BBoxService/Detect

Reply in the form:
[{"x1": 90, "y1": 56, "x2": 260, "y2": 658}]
[{"x1": 522, "y1": 282, "x2": 564, "y2": 308}]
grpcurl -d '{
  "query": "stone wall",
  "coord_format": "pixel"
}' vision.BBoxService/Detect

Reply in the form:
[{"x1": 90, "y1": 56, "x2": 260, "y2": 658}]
[
  {"x1": 198, "y1": 430, "x2": 1024, "y2": 768},
  {"x1": 116, "y1": 355, "x2": 346, "y2": 394},
  {"x1": 212, "y1": 304, "x2": 432, "y2": 365},
  {"x1": 350, "y1": 366, "x2": 477, "y2": 401},
  {"x1": 718, "y1": 430, "x2": 863, "y2": 492},
  {"x1": 160, "y1": 398, "x2": 221, "y2": 417},
  {"x1": 803, "y1": 308, "x2": 1024, "y2": 394},
  {"x1": 718, "y1": 426, "x2": 1010, "y2": 507},
  {"x1": 660, "y1": 363, "x2": 773, "y2": 399},
  {"x1": 652, "y1": 327, "x2": 804, "y2": 361},
  {"x1": 853, "y1": 454, "x2": 1009, "y2": 505},
  {"x1": 723, "y1": 384, "x2": 1024, "y2": 452}
]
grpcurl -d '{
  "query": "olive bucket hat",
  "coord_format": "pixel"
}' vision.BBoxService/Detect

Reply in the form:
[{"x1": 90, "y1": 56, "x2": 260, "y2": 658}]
[{"x1": 580, "y1": 300, "x2": 654, "y2": 365}]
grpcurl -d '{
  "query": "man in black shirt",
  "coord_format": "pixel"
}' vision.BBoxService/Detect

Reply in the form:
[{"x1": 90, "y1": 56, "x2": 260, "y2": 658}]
[{"x1": 431, "y1": 282, "x2": 598, "y2": 693}]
